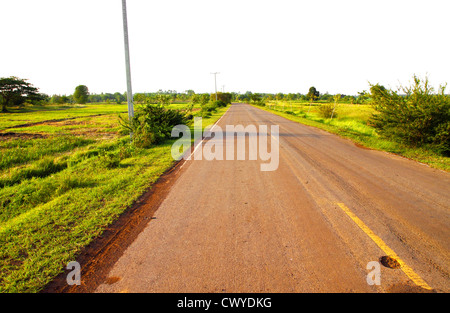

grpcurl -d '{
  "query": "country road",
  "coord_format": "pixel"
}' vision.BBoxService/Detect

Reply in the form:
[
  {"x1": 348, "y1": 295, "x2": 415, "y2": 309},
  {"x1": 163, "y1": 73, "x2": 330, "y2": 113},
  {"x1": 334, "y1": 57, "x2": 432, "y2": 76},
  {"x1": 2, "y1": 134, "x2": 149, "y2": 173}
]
[{"x1": 93, "y1": 103, "x2": 449, "y2": 293}]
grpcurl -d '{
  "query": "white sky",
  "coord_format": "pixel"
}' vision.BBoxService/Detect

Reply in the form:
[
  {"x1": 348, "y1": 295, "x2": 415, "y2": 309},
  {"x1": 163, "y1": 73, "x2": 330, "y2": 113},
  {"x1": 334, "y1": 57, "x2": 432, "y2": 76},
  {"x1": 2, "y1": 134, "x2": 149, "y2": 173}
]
[{"x1": 1, "y1": 0, "x2": 449, "y2": 96}]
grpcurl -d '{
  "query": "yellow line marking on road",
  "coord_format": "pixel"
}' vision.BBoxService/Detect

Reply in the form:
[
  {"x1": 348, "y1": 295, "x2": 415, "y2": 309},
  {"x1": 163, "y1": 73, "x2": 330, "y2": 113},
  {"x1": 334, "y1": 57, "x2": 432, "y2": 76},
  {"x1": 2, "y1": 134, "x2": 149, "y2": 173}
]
[{"x1": 336, "y1": 202, "x2": 432, "y2": 290}]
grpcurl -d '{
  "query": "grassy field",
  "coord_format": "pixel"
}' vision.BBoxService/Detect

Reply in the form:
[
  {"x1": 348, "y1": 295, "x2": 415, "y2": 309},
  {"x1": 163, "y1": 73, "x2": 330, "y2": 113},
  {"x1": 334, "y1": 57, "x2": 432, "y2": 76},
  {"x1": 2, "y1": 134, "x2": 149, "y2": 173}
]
[
  {"x1": 0, "y1": 102, "x2": 227, "y2": 292},
  {"x1": 254, "y1": 100, "x2": 449, "y2": 171}
]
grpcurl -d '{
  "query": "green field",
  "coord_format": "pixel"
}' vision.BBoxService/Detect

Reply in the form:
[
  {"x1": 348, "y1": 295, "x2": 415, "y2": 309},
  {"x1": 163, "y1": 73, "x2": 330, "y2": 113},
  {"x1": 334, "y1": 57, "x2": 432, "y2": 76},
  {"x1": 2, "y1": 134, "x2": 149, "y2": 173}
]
[
  {"x1": 256, "y1": 100, "x2": 449, "y2": 171},
  {"x1": 0, "y1": 102, "x2": 227, "y2": 292}
]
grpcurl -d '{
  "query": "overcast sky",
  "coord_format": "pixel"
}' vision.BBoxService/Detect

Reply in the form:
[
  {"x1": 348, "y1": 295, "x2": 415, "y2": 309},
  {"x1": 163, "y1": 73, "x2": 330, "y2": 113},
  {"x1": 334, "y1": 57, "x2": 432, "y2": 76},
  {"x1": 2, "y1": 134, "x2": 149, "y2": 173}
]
[{"x1": 1, "y1": 0, "x2": 449, "y2": 96}]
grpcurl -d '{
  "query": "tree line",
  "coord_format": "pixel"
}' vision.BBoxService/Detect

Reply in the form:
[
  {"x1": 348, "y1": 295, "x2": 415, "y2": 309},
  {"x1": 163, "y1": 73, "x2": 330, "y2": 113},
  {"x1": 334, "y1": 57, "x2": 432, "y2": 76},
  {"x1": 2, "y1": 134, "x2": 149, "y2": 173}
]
[
  {"x1": 1, "y1": 75, "x2": 448, "y2": 154},
  {"x1": 0, "y1": 76, "x2": 375, "y2": 112}
]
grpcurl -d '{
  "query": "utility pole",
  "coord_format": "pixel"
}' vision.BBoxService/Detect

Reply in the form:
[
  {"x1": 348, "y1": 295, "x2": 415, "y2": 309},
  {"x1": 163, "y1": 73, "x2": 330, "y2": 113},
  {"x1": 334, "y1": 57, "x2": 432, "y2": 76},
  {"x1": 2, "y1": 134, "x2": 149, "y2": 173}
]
[
  {"x1": 210, "y1": 72, "x2": 219, "y2": 101},
  {"x1": 122, "y1": 0, "x2": 134, "y2": 126}
]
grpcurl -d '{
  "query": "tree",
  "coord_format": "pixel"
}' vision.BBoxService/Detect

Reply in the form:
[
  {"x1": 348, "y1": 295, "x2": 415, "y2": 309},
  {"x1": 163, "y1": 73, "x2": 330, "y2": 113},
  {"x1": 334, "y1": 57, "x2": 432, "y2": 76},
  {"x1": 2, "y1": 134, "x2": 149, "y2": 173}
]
[
  {"x1": 0, "y1": 76, "x2": 42, "y2": 112},
  {"x1": 250, "y1": 93, "x2": 265, "y2": 106},
  {"x1": 155, "y1": 93, "x2": 172, "y2": 106},
  {"x1": 50, "y1": 95, "x2": 63, "y2": 104},
  {"x1": 185, "y1": 89, "x2": 195, "y2": 96},
  {"x1": 134, "y1": 93, "x2": 147, "y2": 104},
  {"x1": 320, "y1": 93, "x2": 333, "y2": 102},
  {"x1": 200, "y1": 93, "x2": 210, "y2": 106},
  {"x1": 114, "y1": 92, "x2": 126, "y2": 104},
  {"x1": 307, "y1": 86, "x2": 319, "y2": 102},
  {"x1": 369, "y1": 84, "x2": 387, "y2": 103},
  {"x1": 307, "y1": 86, "x2": 319, "y2": 112},
  {"x1": 356, "y1": 91, "x2": 369, "y2": 104},
  {"x1": 73, "y1": 85, "x2": 89, "y2": 104}
]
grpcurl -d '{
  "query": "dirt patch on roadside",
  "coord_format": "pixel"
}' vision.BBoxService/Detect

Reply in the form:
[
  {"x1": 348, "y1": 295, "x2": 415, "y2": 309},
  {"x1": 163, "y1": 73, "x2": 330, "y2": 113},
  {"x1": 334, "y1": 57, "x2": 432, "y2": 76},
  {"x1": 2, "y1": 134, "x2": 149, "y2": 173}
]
[{"x1": 354, "y1": 142, "x2": 374, "y2": 150}]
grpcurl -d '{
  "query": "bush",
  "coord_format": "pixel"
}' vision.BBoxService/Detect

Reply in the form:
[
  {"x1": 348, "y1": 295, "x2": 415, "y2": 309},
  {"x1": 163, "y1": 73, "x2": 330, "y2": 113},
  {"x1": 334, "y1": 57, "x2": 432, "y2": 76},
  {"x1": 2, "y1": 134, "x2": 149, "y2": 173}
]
[
  {"x1": 318, "y1": 104, "x2": 336, "y2": 119},
  {"x1": 212, "y1": 100, "x2": 227, "y2": 108},
  {"x1": 120, "y1": 104, "x2": 191, "y2": 148},
  {"x1": 98, "y1": 150, "x2": 121, "y2": 168},
  {"x1": 201, "y1": 102, "x2": 218, "y2": 112},
  {"x1": 210, "y1": 92, "x2": 232, "y2": 104},
  {"x1": 370, "y1": 76, "x2": 450, "y2": 155}
]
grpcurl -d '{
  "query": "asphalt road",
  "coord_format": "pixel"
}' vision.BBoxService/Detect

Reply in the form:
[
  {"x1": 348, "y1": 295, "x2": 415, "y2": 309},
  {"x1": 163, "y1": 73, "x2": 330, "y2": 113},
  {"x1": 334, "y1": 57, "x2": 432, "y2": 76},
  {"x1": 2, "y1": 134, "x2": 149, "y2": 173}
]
[{"x1": 95, "y1": 103, "x2": 449, "y2": 293}]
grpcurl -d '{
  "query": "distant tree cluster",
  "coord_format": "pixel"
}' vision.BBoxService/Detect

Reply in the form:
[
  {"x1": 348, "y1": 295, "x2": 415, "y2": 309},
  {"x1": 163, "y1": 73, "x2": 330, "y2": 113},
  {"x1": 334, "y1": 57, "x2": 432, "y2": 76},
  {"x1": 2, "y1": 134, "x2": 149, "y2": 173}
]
[
  {"x1": 0, "y1": 77, "x2": 372, "y2": 111},
  {"x1": 231, "y1": 89, "x2": 369, "y2": 105}
]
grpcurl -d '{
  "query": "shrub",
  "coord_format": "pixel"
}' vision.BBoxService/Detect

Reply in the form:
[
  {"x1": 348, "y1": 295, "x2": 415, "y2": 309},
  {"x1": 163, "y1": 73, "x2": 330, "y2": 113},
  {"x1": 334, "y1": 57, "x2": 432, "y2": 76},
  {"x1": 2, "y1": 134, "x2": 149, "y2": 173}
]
[
  {"x1": 118, "y1": 142, "x2": 136, "y2": 159},
  {"x1": 120, "y1": 104, "x2": 191, "y2": 148},
  {"x1": 204, "y1": 103, "x2": 218, "y2": 112},
  {"x1": 212, "y1": 100, "x2": 226, "y2": 108},
  {"x1": 98, "y1": 150, "x2": 121, "y2": 168},
  {"x1": 318, "y1": 104, "x2": 336, "y2": 119},
  {"x1": 210, "y1": 92, "x2": 232, "y2": 104},
  {"x1": 200, "y1": 102, "x2": 218, "y2": 113},
  {"x1": 370, "y1": 76, "x2": 450, "y2": 154},
  {"x1": 201, "y1": 111, "x2": 211, "y2": 118}
]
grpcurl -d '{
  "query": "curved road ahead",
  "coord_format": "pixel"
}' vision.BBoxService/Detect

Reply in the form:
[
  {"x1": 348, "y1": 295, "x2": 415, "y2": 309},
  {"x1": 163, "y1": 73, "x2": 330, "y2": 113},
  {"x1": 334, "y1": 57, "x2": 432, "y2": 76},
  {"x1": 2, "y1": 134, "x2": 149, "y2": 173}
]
[{"x1": 95, "y1": 103, "x2": 449, "y2": 293}]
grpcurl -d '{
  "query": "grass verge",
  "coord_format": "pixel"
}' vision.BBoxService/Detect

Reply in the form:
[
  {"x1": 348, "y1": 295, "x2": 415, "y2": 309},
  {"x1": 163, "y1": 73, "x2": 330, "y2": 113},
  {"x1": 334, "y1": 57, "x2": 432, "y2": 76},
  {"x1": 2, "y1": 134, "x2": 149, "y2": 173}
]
[{"x1": 251, "y1": 102, "x2": 449, "y2": 171}]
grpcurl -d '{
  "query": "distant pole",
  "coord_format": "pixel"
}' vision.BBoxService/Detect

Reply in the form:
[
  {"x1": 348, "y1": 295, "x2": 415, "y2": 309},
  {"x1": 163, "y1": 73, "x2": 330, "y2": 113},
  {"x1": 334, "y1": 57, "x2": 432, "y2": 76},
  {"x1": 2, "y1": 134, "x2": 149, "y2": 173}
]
[
  {"x1": 122, "y1": 0, "x2": 134, "y2": 124},
  {"x1": 210, "y1": 72, "x2": 219, "y2": 100}
]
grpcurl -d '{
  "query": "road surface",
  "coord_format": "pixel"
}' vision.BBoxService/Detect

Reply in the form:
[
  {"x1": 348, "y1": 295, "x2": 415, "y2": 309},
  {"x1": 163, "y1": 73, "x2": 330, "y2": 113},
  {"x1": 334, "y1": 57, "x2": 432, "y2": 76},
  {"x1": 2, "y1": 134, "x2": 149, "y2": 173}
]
[{"x1": 95, "y1": 103, "x2": 449, "y2": 293}]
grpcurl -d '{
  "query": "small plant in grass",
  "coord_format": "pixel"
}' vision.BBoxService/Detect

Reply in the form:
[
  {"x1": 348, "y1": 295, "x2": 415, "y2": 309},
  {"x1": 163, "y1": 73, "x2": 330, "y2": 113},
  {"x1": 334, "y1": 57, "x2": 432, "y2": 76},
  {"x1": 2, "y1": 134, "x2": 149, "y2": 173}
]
[
  {"x1": 98, "y1": 149, "x2": 121, "y2": 168},
  {"x1": 118, "y1": 142, "x2": 136, "y2": 159},
  {"x1": 331, "y1": 94, "x2": 341, "y2": 119},
  {"x1": 318, "y1": 103, "x2": 336, "y2": 119}
]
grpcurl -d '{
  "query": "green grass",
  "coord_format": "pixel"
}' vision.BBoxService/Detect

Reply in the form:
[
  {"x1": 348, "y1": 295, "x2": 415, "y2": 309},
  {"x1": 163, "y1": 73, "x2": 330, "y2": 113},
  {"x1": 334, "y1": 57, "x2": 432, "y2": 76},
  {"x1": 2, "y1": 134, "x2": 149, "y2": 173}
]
[
  {"x1": 0, "y1": 136, "x2": 94, "y2": 170},
  {"x1": 0, "y1": 103, "x2": 229, "y2": 292},
  {"x1": 254, "y1": 101, "x2": 449, "y2": 171},
  {"x1": 0, "y1": 104, "x2": 129, "y2": 130}
]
